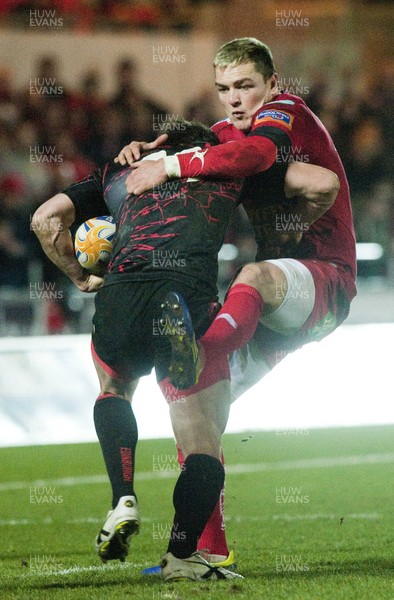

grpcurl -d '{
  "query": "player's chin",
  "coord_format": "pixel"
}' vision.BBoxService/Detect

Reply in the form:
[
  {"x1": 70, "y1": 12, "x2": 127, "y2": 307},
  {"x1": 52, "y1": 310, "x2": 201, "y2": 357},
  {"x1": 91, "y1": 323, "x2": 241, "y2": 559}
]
[{"x1": 231, "y1": 117, "x2": 252, "y2": 131}]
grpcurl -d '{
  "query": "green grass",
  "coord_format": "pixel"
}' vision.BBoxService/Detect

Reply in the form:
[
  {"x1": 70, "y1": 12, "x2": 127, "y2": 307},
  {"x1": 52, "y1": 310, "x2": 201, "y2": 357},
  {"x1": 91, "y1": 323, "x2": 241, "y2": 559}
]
[{"x1": 1, "y1": 426, "x2": 393, "y2": 599}]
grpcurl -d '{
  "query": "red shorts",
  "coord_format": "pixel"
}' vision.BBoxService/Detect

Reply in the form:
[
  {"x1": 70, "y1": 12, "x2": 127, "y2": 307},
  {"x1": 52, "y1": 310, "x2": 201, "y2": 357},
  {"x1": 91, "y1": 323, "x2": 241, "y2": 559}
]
[
  {"x1": 229, "y1": 259, "x2": 356, "y2": 400},
  {"x1": 256, "y1": 259, "x2": 354, "y2": 365}
]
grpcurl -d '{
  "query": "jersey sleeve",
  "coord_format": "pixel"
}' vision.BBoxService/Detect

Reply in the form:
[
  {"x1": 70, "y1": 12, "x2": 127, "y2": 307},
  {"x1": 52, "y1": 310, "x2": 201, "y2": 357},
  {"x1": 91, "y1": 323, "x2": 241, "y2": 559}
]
[
  {"x1": 210, "y1": 119, "x2": 246, "y2": 143},
  {"x1": 249, "y1": 107, "x2": 295, "y2": 157},
  {"x1": 172, "y1": 135, "x2": 277, "y2": 179},
  {"x1": 62, "y1": 168, "x2": 108, "y2": 225}
]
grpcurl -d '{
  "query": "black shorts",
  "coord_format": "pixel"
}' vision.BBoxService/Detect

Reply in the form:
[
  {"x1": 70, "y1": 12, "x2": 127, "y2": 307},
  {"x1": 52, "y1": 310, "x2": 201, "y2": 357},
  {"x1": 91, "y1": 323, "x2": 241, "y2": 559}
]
[{"x1": 92, "y1": 278, "x2": 217, "y2": 383}]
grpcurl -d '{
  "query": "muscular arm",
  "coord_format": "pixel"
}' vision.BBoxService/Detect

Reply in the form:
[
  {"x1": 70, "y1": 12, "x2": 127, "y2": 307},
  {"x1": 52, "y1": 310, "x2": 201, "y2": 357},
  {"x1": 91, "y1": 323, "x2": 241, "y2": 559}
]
[
  {"x1": 32, "y1": 193, "x2": 104, "y2": 293},
  {"x1": 284, "y1": 161, "x2": 340, "y2": 227},
  {"x1": 250, "y1": 162, "x2": 340, "y2": 258}
]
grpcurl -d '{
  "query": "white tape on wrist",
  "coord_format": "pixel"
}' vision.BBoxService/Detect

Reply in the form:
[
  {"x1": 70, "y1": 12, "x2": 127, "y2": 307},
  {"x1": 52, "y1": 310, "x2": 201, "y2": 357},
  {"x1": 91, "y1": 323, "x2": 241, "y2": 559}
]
[{"x1": 163, "y1": 155, "x2": 181, "y2": 178}]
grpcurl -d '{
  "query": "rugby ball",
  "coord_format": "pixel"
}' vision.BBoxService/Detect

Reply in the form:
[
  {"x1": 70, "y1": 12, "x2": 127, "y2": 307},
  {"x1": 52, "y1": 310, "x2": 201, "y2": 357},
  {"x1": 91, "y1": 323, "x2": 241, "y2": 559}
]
[{"x1": 75, "y1": 216, "x2": 116, "y2": 275}]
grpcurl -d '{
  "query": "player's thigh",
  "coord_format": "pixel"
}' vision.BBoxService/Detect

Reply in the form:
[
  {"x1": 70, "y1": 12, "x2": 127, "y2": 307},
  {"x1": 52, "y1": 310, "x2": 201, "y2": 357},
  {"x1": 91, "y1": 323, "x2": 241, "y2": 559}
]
[
  {"x1": 92, "y1": 282, "x2": 156, "y2": 381},
  {"x1": 258, "y1": 258, "x2": 316, "y2": 335},
  {"x1": 169, "y1": 380, "x2": 231, "y2": 460}
]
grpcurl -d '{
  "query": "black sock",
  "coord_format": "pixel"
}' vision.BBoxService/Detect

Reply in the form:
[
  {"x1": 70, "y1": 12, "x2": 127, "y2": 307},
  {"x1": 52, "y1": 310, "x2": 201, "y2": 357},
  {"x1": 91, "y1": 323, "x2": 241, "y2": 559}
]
[
  {"x1": 167, "y1": 454, "x2": 225, "y2": 559},
  {"x1": 94, "y1": 395, "x2": 138, "y2": 509}
]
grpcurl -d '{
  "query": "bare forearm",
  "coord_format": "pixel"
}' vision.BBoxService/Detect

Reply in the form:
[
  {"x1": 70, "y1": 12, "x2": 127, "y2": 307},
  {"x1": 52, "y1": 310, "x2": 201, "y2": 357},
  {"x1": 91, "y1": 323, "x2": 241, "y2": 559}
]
[
  {"x1": 35, "y1": 217, "x2": 85, "y2": 284},
  {"x1": 32, "y1": 193, "x2": 102, "y2": 292}
]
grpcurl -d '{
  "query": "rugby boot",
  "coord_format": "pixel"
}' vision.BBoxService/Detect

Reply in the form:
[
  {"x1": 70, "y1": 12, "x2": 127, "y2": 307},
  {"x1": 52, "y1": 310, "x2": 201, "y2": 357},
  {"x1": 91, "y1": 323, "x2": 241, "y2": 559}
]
[
  {"x1": 160, "y1": 551, "x2": 244, "y2": 582},
  {"x1": 161, "y1": 291, "x2": 202, "y2": 389},
  {"x1": 95, "y1": 495, "x2": 140, "y2": 563},
  {"x1": 202, "y1": 549, "x2": 237, "y2": 571},
  {"x1": 141, "y1": 549, "x2": 237, "y2": 576}
]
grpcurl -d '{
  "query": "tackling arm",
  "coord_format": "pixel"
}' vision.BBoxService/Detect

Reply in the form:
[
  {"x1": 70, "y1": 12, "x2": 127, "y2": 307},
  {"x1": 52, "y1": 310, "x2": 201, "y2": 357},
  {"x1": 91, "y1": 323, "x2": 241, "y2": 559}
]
[
  {"x1": 284, "y1": 162, "x2": 340, "y2": 228},
  {"x1": 166, "y1": 135, "x2": 277, "y2": 179},
  {"x1": 249, "y1": 162, "x2": 340, "y2": 259},
  {"x1": 125, "y1": 135, "x2": 277, "y2": 195},
  {"x1": 32, "y1": 193, "x2": 104, "y2": 293}
]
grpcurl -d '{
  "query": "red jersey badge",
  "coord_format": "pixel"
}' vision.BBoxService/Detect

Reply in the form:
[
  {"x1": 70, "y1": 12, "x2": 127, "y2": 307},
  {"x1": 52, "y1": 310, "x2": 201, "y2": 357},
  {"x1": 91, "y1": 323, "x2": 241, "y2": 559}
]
[{"x1": 254, "y1": 109, "x2": 294, "y2": 130}]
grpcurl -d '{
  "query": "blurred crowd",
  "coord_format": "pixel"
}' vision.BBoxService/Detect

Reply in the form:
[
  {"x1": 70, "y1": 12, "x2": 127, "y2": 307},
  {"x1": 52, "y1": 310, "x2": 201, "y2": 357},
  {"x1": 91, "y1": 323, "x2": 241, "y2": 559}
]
[
  {"x1": 0, "y1": 0, "x2": 214, "y2": 32},
  {"x1": 0, "y1": 52, "x2": 393, "y2": 334}
]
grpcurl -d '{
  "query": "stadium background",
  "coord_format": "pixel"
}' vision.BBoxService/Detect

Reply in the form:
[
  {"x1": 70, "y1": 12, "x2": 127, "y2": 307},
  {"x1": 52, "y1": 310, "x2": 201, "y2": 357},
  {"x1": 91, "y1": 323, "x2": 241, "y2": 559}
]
[{"x1": 0, "y1": 0, "x2": 393, "y2": 445}]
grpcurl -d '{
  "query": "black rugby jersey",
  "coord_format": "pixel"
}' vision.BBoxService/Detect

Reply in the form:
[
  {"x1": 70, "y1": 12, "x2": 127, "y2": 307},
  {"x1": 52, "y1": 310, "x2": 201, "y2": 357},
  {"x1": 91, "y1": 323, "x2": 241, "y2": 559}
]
[{"x1": 63, "y1": 146, "x2": 242, "y2": 292}]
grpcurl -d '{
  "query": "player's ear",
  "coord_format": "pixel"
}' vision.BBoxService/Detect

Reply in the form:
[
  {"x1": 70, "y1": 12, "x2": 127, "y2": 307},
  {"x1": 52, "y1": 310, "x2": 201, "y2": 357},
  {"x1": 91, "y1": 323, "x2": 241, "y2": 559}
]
[{"x1": 271, "y1": 73, "x2": 279, "y2": 90}]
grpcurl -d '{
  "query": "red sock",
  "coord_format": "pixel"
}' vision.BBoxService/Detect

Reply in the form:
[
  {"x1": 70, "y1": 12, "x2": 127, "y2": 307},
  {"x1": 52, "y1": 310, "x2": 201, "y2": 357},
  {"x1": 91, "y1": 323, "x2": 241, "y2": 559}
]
[
  {"x1": 177, "y1": 446, "x2": 228, "y2": 557},
  {"x1": 201, "y1": 283, "x2": 263, "y2": 355},
  {"x1": 197, "y1": 448, "x2": 228, "y2": 557}
]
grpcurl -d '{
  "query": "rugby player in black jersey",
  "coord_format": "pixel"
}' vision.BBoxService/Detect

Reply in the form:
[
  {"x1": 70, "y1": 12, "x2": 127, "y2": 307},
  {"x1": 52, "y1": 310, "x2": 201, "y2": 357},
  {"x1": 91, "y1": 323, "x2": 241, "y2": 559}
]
[{"x1": 33, "y1": 120, "x2": 246, "y2": 582}]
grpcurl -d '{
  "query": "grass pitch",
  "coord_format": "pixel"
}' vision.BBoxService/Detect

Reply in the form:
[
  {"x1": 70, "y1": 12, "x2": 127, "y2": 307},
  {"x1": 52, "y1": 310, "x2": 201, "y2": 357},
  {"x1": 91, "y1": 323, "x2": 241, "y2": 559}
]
[{"x1": 1, "y1": 425, "x2": 393, "y2": 599}]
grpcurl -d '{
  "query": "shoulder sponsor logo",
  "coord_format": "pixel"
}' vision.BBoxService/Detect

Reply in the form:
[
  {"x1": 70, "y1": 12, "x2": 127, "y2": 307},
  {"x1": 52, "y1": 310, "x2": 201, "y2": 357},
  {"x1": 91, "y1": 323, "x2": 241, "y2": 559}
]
[{"x1": 254, "y1": 109, "x2": 294, "y2": 130}]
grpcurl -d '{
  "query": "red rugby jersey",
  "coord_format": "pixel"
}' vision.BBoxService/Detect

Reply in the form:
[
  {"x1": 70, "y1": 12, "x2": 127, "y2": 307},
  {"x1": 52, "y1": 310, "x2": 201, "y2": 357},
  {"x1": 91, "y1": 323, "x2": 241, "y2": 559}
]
[{"x1": 177, "y1": 93, "x2": 357, "y2": 301}]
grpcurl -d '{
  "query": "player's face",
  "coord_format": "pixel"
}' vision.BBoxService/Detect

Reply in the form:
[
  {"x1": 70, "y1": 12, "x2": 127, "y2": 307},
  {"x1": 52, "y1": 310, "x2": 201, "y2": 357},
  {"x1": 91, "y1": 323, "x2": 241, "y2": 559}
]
[{"x1": 215, "y1": 62, "x2": 278, "y2": 131}]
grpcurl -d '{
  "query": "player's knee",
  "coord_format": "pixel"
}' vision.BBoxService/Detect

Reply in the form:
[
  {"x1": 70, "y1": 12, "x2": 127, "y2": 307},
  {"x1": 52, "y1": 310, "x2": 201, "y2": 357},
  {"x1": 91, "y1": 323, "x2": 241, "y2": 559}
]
[
  {"x1": 235, "y1": 261, "x2": 285, "y2": 300},
  {"x1": 98, "y1": 376, "x2": 133, "y2": 401}
]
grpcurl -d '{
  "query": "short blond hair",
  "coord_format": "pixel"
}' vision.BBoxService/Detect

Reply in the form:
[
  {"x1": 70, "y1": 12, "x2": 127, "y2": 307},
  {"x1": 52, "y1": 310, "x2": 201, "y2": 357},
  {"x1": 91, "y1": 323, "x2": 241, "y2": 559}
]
[{"x1": 213, "y1": 37, "x2": 276, "y2": 81}]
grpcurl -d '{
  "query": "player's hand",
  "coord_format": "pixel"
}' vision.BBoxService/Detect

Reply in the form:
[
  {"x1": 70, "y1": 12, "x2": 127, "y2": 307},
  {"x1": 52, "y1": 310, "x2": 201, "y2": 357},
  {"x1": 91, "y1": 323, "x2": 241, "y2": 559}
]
[
  {"x1": 126, "y1": 158, "x2": 168, "y2": 195},
  {"x1": 75, "y1": 273, "x2": 104, "y2": 293},
  {"x1": 115, "y1": 134, "x2": 168, "y2": 166}
]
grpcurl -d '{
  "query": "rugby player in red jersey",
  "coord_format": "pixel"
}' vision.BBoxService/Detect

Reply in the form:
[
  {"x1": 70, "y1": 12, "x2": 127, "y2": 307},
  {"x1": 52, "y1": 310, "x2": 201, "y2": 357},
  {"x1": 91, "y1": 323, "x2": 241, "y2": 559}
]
[
  {"x1": 121, "y1": 36, "x2": 356, "y2": 388},
  {"x1": 118, "y1": 37, "x2": 356, "y2": 568}
]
